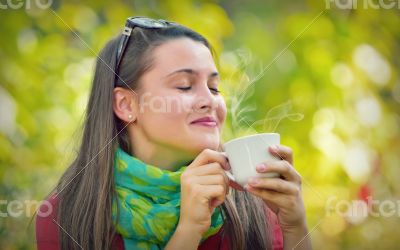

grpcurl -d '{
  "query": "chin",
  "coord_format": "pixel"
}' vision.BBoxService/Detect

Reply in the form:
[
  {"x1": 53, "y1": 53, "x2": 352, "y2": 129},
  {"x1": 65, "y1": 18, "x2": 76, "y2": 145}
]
[{"x1": 192, "y1": 138, "x2": 221, "y2": 152}]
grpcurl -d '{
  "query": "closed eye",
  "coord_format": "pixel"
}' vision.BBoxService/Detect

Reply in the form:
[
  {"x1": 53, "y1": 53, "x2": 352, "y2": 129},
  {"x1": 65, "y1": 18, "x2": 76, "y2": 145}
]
[
  {"x1": 209, "y1": 87, "x2": 220, "y2": 94},
  {"x1": 176, "y1": 86, "x2": 220, "y2": 94},
  {"x1": 177, "y1": 86, "x2": 191, "y2": 91}
]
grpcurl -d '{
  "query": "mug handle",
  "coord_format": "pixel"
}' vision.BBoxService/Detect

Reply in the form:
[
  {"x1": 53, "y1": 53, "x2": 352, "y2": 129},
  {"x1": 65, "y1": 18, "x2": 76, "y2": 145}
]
[
  {"x1": 221, "y1": 152, "x2": 242, "y2": 188},
  {"x1": 224, "y1": 170, "x2": 236, "y2": 182},
  {"x1": 224, "y1": 170, "x2": 245, "y2": 190},
  {"x1": 220, "y1": 152, "x2": 236, "y2": 182}
]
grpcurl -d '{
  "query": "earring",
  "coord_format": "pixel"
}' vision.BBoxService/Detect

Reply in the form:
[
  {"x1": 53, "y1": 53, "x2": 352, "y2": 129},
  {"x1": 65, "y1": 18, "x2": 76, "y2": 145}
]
[{"x1": 128, "y1": 114, "x2": 133, "y2": 120}]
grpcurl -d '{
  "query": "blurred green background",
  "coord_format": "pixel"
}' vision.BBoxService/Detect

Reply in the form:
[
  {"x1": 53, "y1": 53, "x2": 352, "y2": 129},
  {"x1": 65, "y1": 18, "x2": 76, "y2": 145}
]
[{"x1": 0, "y1": 0, "x2": 399, "y2": 249}]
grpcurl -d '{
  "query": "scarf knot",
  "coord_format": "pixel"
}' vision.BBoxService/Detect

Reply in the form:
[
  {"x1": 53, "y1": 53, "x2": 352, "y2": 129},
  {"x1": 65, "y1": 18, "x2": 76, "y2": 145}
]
[{"x1": 112, "y1": 147, "x2": 224, "y2": 249}]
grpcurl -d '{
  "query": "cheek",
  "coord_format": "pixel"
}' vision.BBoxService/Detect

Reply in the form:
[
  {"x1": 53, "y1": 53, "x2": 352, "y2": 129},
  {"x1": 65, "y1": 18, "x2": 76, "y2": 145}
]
[
  {"x1": 216, "y1": 97, "x2": 227, "y2": 123},
  {"x1": 169, "y1": 95, "x2": 193, "y2": 116},
  {"x1": 139, "y1": 93, "x2": 190, "y2": 124},
  {"x1": 164, "y1": 94, "x2": 204, "y2": 121}
]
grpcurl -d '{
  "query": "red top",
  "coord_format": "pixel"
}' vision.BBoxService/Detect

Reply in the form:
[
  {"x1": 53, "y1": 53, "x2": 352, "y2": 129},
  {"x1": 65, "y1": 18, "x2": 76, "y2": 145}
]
[{"x1": 36, "y1": 195, "x2": 283, "y2": 249}]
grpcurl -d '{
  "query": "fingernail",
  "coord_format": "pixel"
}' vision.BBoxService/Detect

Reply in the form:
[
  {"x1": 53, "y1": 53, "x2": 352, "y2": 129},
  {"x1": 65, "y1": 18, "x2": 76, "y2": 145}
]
[
  {"x1": 270, "y1": 145, "x2": 278, "y2": 152},
  {"x1": 226, "y1": 162, "x2": 231, "y2": 170},
  {"x1": 256, "y1": 164, "x2": 266, "y2": 171},
  {"x1": 244, "y1": 184, "x2": 254, "y2": 192}
]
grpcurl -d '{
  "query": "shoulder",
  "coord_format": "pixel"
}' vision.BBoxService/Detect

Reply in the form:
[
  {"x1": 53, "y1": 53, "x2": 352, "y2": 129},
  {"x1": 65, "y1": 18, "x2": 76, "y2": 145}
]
[
  {"x1": 35, "y1": 194, "x2": 125, "y2": 250},
  {"x1": 35, "y1": 194, "x2": 60, "y2": 249}
]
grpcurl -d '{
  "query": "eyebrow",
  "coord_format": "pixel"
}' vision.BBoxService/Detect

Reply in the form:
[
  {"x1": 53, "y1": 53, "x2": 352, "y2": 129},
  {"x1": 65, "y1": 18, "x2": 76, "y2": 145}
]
[{"x1": 165, "y1": 68, "x2": 219, "y2": 79}]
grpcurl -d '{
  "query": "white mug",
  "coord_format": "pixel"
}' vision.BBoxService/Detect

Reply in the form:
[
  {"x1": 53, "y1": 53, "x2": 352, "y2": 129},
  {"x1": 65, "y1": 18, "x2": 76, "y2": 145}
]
[{"x1": 223, "y1": 133, "x2": 280, "y2": 187}]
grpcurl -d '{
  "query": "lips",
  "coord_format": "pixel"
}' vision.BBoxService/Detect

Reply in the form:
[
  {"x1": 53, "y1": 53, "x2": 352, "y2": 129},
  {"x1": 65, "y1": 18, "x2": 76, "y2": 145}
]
[{"x1": 190, "y1": 116, "x2": 218, "y2": 127}]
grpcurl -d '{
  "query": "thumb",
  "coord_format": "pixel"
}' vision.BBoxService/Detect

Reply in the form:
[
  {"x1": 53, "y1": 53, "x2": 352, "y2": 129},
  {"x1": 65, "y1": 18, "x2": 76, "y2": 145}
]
[{"x1": 209, "y1": 198, "x2": 223, "y2": 211}]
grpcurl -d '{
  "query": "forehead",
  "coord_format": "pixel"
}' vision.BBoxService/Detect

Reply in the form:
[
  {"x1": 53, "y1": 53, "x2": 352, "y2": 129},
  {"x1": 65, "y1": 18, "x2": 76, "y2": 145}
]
[{"x1": 149, "y1": 38, "x2": 217, "y2": 76}]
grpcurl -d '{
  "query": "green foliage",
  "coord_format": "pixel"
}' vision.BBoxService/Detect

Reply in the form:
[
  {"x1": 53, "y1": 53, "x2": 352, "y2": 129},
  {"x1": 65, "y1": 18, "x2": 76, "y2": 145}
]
[{"x1": 0, "y1": 0, "x2": 399, "y2": 249}]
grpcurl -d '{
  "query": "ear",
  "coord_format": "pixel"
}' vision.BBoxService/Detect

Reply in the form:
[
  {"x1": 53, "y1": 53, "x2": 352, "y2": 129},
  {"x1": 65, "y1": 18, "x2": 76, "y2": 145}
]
[{"x1": 113, "y1": 87, "x2": 138, "y2": 123}]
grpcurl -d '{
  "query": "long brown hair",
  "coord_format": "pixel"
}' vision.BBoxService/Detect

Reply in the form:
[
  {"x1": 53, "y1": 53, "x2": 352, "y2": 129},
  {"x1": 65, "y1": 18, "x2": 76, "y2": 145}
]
[{"x1": 53, "y1": 22, "x2": 273, "y2": 250}]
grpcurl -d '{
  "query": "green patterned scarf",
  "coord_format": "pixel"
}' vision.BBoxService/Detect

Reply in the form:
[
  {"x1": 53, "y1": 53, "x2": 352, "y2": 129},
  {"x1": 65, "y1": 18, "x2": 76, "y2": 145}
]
[{"x1": 112, "y1": 147, "x2": 224, "y2": 250}]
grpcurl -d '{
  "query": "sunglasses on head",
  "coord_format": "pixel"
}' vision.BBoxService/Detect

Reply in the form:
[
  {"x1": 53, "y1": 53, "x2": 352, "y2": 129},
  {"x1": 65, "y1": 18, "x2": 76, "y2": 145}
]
[{"x1": 114, "y1": 16, "x2": 176, "y2": 86}]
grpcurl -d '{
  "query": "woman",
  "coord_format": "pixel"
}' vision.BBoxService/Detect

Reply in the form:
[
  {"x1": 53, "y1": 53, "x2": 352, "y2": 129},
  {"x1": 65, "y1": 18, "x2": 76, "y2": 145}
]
[{"x1": 36, "y1": 17, "x2": 311, "y2": 250}]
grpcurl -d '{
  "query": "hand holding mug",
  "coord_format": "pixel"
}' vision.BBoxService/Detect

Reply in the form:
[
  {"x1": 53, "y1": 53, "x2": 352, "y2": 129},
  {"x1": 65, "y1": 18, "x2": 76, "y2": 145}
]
[
  {"x1": 223, "y1": 133, "x2": 307, "y2": 231},
  {"x1": 245, "y1": 144, "x2": 306, "y2": 230}
]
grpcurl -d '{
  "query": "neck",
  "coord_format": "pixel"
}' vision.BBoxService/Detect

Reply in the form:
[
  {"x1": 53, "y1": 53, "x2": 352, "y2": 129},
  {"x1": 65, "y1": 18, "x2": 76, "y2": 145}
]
[{"x1": 129, "y1": 129, "x2": 194, "y2": 171}]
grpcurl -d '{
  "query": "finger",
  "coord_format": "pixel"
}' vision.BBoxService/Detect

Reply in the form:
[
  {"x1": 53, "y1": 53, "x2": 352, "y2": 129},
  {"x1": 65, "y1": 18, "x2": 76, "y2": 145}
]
[
  {"x1": 201, "y1": 185, "x2": 226, "y2": 208},
  {"x1": 189, "y1": 149, "x2": 230, "y2": 170},
  {"x1": 192, "y1": 174, "x2": 229, "y2": 194},
  {"x1": 268, "y1": 144, "x2": 293, "y2": 165},
  {"x1": 190, "y1": 162, "x2": 227, "y2": 177},
  {"x1": 256, "y1": 160, "x2": 301, "y2": 183},
  {"x1": 247, "y1": 177, "x2": 300, "y2": 195}
]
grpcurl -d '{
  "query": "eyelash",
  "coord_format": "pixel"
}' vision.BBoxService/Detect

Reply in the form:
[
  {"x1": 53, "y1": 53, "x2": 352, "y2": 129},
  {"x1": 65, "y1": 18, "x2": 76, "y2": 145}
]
[{"x1": 177, "y1": 86, "x2": 220, "y2": 94}]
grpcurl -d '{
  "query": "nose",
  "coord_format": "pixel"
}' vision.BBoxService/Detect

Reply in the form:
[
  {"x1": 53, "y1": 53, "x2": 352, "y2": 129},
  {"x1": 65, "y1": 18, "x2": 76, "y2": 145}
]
[{"x1": 193, "y1": 84, "x2": 217, "y2": 113}]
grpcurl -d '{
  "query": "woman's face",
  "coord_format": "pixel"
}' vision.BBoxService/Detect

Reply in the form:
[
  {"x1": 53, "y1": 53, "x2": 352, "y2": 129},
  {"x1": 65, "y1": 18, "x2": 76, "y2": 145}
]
[{"x1": 132, "y1": 38, "x2": 226, "y2": 162}]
